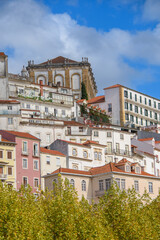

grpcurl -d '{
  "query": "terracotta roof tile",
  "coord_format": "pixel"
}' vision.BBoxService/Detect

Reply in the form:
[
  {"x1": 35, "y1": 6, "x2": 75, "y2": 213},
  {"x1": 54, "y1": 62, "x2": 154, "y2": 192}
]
[
  {"x1": 104, "y1": 84, "x2": 122, "y2": 90},
  {"x1": 0, "y1": 52, "x2": 5, "y2": 56},
  {"x1": 51, "y1": 167, "x2": 91, "y2": 175},
  {"x1": 40, "y1": 56, "x2": 78, "y2": 65},
  {"x1": 139, "y1": 138, "x2": 154, "y2": 141},
  {"x1": 2, "y1": 130, "x2": 40, "y2": 141},
  {"x1": 40, "y1": 147, "x2": 65, "y2": 156},
  {"x1": 57, "y1": 139, "x2": 90, "y2": 147},
  {"x1": 87, "y1": 95, "x2": 105, "y2": 104},
  {"x1": 0, "y1": 100, "x2": 20, "y2": 104}
]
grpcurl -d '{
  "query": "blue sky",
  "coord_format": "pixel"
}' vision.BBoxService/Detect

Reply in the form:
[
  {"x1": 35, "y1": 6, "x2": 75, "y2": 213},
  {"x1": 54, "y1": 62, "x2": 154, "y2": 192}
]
[{"x1": 1, "y1": 0, "x2": 160, "y2": 98}]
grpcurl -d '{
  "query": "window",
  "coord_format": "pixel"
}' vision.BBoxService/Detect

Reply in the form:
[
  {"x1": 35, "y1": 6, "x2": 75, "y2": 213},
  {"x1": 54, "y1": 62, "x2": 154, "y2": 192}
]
[
  {"x1": 144, "y1": 109, "x2": 148, "y2": 117},
  {"x1": 115, "y1": 178, "x2": 120, "y2": 188},
  {"x1": 7, "y1": 151, "x2": 12, "y2": 159},
  {"x1": 125, "y1": 102, "x2": 128, "y2": 110},
  {"x1": 158, "y1": 103, "x2": 160, "y2": 110},
  {"x1": 22, "y1": 141, "x2": 28, "y2": 154},
  {"x1": 108, "y1": 103, "x2": 112, "y2": 112},
  {"x1": 150, "y1": 111, "x2": 152, "y2": 118},
  {"x1": 155, "y1": 113, "x2": 158, "y2": 120},
  {"x1": 135, "y1": 167, "x2": 140, "y2": 174},
  {"x1": 46, "y1": 134, "x2": 50, "y2": 143},
  {"x1": 125, "y1": 145, "x2": 129, "y2": 155},
  {"x1": 134, "y1": 180, "x2": 139, "y2": 191},
  {"x1": 34, "y1": 160, "x2": 39, "y2": 170},
  {"x1": 8, "y1": 106, "x2": 12, "y2": 110},
  {"x1": 140, "y1": 96, "x2": 142, "y2": 103},
  {"x1": 98, "y1": 152, "x2": 102, "y2": 160},
  {"x1": 34, "y1": 178, "x2": 39, "y2": 188},
  {"x1": 33, "y1": 143, "x2": 39, "y2": 156},
  {"x1": 105, "y1": 179, "x2": 111, "y2": 190},
  {"x1": 136, "y1": 117, "x2": 138, "y2": 124},
  {"x1": 72, "y1": 149, "x2": 77, "y2": 156},
  {"x1": 79, "y1": 127, "x2": 83, "y2": 132},
  {"x1": 46, "y1": 156, "x2": 50, "y2": 165},
  {"x1": 135, "y1": 94, "x2": 137, "y2": 101},
  {"x1": 0, "y1": 166, "x2": 3, "y2": 174},
  {"x1": 145, "y1": 98, "x2": 147, "y2": 105},
  {"x1": 54, "y1": 109, "x2": 57, "y2": 117},
  {"x1": 140, "y1": 108, "x2": 142, "y2": 115},
  {"x1": 23, "y1": 177, "x2": 28, "y2": 188},
  {"x1": 107, "y1": 142, "x2": 112, "y2": 154},
  {"x1": 130, "y1": 104, "x2": 132, "y2": 111},
  {"x1": 121, "y1": 179, "x2": 125, "y2": 190},
  {"x1": 0, "y1": 151, "x2": 3, "y2": 158},
  {"x1": 149, "y1": 99, "x2": 151, "y2": 106},
  {"x1": 56, "y1": 157, "x2": 60, "y2": 166},
  {"x1": 141, "y1": 118, "x2": 143, "y2": 125},
  {"x1": 94, "y1": 152, "x2": 98, "y2": 160},
  {"x1": 126, "y1": 165, "x2": 130, "y2": 172},
  {"x1": 125, "y1": 113, "x2": 129, "y2": 120},
  {"x1": 146, "y1": 120, "x2": 148, "y2": 126},
  {"x1": 94, "y1": 131, "x2": 99, "y2": 137},
  {"x1": 26, "y1": 104, "x2": 30, "y2": 109},
  {"x1": 116, "y1": 143, "x2": 120, "y2": 153},
  {"x1": 23, "y1": 159, "x2": 28, "y2": 169},
  {"x1": 83, "y1": 151, "x2": 88, "y2": 158},
  {"x1": 130, "y1": 92, "x2": 132, "y2": 99},
  {"x1": 107, "y1": 132, "x2": 112, "y2": 137},
  {"x1": 82, "y1": 180, "x2": 86, "y2": 191},
  {"x1": 99, "y1": 180, "x2": 104, "y2": 191},
  {"x1": 8, "y1": 167, "x2": 12, "y2": 175},
  {"x1": 130, "y1": 115, "x2": 134, "y2": 122},
  {"x1": 154, "y1": 101, "x2": 156, "y2": 108},
  {"x1": 124, "y1": 90, "x2": 128, "y2": 98},
  {"x1": 8, "y1": 118, "x2": 13, "y2": 125},
  {"x1": 148, "y1": 182, "x2": 153, "y2": 193},
  {"x1": 62, "y1": 110, "x2": 65, "y2": 117},
  {"x1": 45, "y1": 107, "x2": 48, "y2": 113},
  {"x1": 135, "y1": 106, "x2": 138, "y2": 113},
  {"x1": 120, "y1": 134, "x2": 124, "y2": 140},
  {"x1": 70, "y1": 179, "x2": 75, "y2": 188},
  {"x1": 144, "y1": 159, "x2": 146, "y2": 165}
]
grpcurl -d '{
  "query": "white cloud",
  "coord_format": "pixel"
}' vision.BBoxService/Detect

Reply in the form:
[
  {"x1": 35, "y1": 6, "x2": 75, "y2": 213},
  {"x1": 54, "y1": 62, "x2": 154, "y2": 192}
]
[
  {"x1": 142, "y1": 0, "x2": 160, "y2": 22},
  {"x1": 1, "y1": 0, "x2": 160, "y2": 94}
]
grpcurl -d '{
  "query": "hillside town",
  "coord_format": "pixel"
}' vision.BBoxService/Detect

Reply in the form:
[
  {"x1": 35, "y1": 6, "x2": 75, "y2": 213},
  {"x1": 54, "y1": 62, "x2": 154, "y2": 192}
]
[{"x1": 1, "y1": 52, "x2": 160, "y2": 202}]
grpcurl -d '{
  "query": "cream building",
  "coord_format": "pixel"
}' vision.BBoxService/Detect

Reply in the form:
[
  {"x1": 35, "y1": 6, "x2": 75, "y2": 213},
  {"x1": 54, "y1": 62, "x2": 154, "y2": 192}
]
[
  {"x1": 44, "y1": 158, "x2": 160, "y2": 204},
  {"x1": 88, "y1": 84, "x2": 160, "y2": 127},
  {"x1": 40, "y1": 147, "x2": 66, "y2": 190}
]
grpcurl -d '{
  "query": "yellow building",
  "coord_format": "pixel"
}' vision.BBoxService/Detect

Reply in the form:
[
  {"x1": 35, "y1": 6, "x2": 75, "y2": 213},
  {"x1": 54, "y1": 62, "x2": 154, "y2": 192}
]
[
  {"x1": 0, "y1": 135, "x2": 16, "y2": 188},
  {"x1": 26, "y1": 56, "x2": 97, "y2": 100}
]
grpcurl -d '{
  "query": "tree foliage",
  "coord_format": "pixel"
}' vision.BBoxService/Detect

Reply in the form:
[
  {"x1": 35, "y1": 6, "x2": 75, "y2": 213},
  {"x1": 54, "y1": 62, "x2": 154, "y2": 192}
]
[
  {"x1": 81, "y1": 82, "x2": 88, "y2": 100},
  {"x1": 0, "y1": 179, "x2": 160, "y2": 239}
]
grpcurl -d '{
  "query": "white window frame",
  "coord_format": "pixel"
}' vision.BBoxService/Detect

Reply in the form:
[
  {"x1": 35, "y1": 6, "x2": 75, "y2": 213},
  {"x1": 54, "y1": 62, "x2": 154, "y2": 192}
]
[
  {"x1": 34, "y1": 178, "x2": 39, "y2": 188},
  {"x1": 33, "y1": 159, "x2": 39, "y2": 170},
  {"x1": 22, "y1": 158, "x2": 28, "y2": 169}
]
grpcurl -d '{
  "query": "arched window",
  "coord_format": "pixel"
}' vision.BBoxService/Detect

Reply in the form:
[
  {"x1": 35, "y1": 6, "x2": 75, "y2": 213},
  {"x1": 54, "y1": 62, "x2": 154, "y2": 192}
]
[
  {"x1": 72, "y1": 74, "x2": 80, "y2": 90},
  {"x1": 82, "y1": 180, "x2": 86, "y2": 191},
  {"x1": 55, "y1": 75, "x2": 63, "y2": 86},
  {"x1": 70, "y1": 179, "x2": 75, "y2": 188}
]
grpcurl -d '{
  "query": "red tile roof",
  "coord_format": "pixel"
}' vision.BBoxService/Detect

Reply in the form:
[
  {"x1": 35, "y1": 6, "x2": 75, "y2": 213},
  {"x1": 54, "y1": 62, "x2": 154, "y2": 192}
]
[
  {"x1": 104, "y1": 84, "x2": 122, "y2": 90},
  {"x1": 87, "y1": 95, "x2": 105, "y2": 104},
  {"x1": 0, "y1": 52, "x2": 5, "y2": 56},
  {"x1": 57, "y1": 139, "x2": 90, "y2": 147},
  {"x1": 40, "y1": 147, "x2": 65, "y2": 156},
  {"x1": 48, "y1": 160, "x2": 155, "y2": 178},
  {"x1": 0, "y1": 100, "x2": 20, "y2": 104},
  {"x1": 76, "y1": 99, "x2": 85, "y2": 103},
  {"x1": 2, "y1": 130, "x2": 40, "y2": 141},
  {"x1": 83, "y1": 140, "x2": 105, "y2": 147},
  {"x1": 139, "y1": 138, "x2": 154, "y2": 141},
  {"x1": 40, "y1": 56, "x2": 78, "y2": 65}
]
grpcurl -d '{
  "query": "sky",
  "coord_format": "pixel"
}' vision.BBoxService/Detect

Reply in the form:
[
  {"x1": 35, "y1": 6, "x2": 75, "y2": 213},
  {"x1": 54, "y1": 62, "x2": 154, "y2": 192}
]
[{"x1": 1, "y1": 0, "x2": 160, "y2": 97}]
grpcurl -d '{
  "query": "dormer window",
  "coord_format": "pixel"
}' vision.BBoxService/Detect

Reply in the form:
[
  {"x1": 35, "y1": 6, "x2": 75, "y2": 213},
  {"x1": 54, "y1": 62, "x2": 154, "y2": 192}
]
[
  {"x1": 126, "y1": 165, "x2": 130, "y2": 172},
  {"x1": 135, "y1": 166, "x2": 140, "y2": 174}
]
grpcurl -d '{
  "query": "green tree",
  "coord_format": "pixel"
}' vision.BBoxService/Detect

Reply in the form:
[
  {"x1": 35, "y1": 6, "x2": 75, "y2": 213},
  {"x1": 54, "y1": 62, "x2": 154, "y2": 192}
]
[{"x1": 81, "y1": 82, "x2": 88, "y2": 100}]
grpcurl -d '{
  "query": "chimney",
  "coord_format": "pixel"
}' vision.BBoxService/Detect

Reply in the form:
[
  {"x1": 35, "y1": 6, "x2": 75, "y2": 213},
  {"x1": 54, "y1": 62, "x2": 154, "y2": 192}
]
[{"x1": 40, "y1": 80, "x2": 43, "y2": 96}]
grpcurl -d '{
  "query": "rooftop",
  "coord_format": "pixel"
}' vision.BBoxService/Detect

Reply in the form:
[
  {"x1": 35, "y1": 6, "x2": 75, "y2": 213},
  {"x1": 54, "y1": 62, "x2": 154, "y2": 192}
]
[{"x1": 40, "y1": 147, "x2": 65, "y2": 156}]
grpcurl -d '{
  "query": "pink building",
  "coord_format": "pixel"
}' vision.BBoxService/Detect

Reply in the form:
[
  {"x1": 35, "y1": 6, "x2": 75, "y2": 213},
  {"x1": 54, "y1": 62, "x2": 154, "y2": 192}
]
[{"x1": 0, "y1": 130, "x2": 41, "y2": 193}]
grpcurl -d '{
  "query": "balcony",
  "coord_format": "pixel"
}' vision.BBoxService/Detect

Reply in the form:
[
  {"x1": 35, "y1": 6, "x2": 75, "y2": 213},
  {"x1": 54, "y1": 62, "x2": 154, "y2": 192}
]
[
  {"x1": 33, "y1": 151, "x2": 39, "y2": 157},
  {"x1": 95, "y1": 190, "x2": 105, "y2": 197},
  {"x1": 105, "y1": 149, "x2": 133, "y2": 157},
  {"x1": 65, "y1": 129, "x2": 91, "y2": 136},
  {"x1": 0, "y1": 110, "x2": 20, "y2": 115},
  {"x1": 21, "y1": 149, "x2": 29, "y2": 156},
  {"x1": 0, "y1": 174, "x2": 7, "y2": 180}
]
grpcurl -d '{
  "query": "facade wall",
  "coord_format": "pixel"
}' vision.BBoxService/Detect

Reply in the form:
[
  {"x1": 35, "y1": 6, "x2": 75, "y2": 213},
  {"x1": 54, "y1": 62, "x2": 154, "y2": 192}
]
[
  {"x1": 15, "y1": 137, "x2": 41, "y2": 193},
  {"x1": 40, "y1": 152, "x2": 66, "y2": 190}
]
